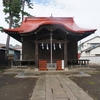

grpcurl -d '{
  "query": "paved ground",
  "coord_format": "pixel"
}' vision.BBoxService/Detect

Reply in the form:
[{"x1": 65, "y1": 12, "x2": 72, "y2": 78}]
[
  {"x1": 30, "y1": 75, "x2": 93, "y2": 100},
  {"x1": 3, "y1": 68, "x2": 96, "y2": 100}
]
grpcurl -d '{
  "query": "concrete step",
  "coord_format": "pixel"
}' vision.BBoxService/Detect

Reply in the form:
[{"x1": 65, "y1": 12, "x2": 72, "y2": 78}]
[{"x1": 24, "y1": 69, "x2": 79, "y2": 75}]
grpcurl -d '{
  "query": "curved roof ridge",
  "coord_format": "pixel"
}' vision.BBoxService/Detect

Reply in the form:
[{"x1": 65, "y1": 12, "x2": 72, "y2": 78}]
[
  {"x1": 24, "y1": 16, "x2": 74, "y2": 21},
  {"x1": 3, "y1": 16, "x2": 97, "y2": 34}
]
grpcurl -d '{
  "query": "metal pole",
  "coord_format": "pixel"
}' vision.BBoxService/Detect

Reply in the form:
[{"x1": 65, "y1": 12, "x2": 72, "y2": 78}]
[{"x1": 50, "y1": 31, "x2": 52, "y2": 64}]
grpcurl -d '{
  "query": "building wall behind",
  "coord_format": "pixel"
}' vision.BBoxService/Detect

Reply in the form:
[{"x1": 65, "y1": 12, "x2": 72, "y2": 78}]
[
  {"x1": 90, "y1": 47, "x2": 100, "y2": 55},
  {"x1": 14, "y1": 51, "x2": 20, "y2": 60},
  {"x1": 81, "y1": 51, "x2": 90, "y2": 56},
  {"x1": 81, "y1": 46, "x2": 100, "y2": 57},
  {"x1": 0, "y1": 50, "x2": 5, "y2": 66},
  {"x1": 9, "y1": 49, "x2": 14, "y2": 54}
]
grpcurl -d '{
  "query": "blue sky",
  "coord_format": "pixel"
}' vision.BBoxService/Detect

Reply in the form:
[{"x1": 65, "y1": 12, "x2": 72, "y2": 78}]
[
  {"x1": 0, "y1": 0, "x2": 100, "y2": 45},
  {"x1": 32, "y1": 0, "x2": 50, "y2": 5}
]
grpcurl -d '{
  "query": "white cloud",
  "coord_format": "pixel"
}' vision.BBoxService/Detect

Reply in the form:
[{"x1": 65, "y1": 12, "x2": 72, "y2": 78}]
[
  {"x1": 0, "y1": 0, "x2": 100, "y2": 45},
  {"x1": 30, "y1": 0, "x2": 100, "y2": 42}
]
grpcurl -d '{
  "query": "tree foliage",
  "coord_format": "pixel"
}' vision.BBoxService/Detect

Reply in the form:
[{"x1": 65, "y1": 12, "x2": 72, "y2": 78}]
[
  {"x1": 2, "y1": 0, "x2": 33, "y2": 56},
  {"x1": 3, "y1": 0, "x2": 21, "y2": 28},
  {"x1": 3, "y1": 0, "x2": 33, "y2": 28},
  {"x1": 20, "y1": 0, "x2": 33, "y2": 21}
]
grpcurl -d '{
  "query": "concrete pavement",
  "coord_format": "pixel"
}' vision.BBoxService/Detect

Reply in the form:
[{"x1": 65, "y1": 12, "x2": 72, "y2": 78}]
[{"x1": 30, "y1": 75, "x2": 93, "y2": 100}]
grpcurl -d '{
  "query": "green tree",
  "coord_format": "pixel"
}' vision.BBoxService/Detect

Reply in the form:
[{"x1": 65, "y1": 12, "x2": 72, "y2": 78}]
[
  {"x1": 2, "y1": 0, "x2": 33, "y2": 63},
  {"x1": 3, "y1": 0, "x2": 21, "y2": 28},
  {"x1": 3, "y1": 0, "x2": 33, "y2": 28},
  {"x1": 20, "y1": 0, "x2": 33, "y2": 21}
]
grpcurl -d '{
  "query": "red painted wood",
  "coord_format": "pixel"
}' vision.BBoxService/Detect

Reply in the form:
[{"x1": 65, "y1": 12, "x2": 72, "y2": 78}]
[
  {"x1": 57, "y1": 60, "x2": 62, "y2": 70},
  {"x1": 4, "y1": 17, "x2": 96, "y2": 34},
  {"x1": 39, "y1": 60, "x2": 47, "y2": 70}
]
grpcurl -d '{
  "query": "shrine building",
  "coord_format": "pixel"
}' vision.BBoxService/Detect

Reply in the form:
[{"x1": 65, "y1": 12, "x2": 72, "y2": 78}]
[{"x1": 3, "y1": 17, "x2": 96, "y2": 70}]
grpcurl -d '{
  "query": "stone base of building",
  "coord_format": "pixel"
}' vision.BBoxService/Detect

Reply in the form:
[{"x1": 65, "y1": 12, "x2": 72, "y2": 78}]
[
  {"x1": 35, "y1": 68, "x2": 39, "y2": 71},
  {"x1": 64, "y1": 68, "x2": 68, "y2": 71}
]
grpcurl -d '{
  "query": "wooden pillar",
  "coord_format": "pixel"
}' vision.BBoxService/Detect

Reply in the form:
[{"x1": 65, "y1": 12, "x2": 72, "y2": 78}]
[
  {"x1": 64, "y1": 42, "x2": 67, "y2": 68},
  {"x1": 35, "y1": 41, "x2": 38, "y2": 68}
]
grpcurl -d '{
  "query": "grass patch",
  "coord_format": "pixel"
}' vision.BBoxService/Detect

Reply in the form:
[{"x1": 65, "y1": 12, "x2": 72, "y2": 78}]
[
  {"x1": 86, "y1": 71, "x2": 98, "y2": 75},
  {"x1": 70, "y1": 77, "x2": 77, "y2": 80},
  {"x1": 0, "y1": 69, "x2": 5, "y2": 73},
  {"x1": 88, "y1": 81, "x2": 96, "y2": 85}
]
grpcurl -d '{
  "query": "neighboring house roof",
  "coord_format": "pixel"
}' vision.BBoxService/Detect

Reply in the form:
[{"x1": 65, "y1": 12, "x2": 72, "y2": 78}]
[
  {"x1": 0, "y1": 48, "x2": 6, "y2": 51},
  {"x1": 0, "y1": 43, "x2": 21, "y2": 52},
  {"x1": 9, "y1": 48, "x2": 20, "y2": 52},
  {"x1": 14, "y1": 46, "x2": 22, "y2": 52},
  {"x1": 14, "y1": 46, "x2": 22, "y2": 49},
  {"x1": 3, "y1": 17, "x2": 97, "y2": 42},
  {"x1": 79, "y1": 36, "x2": 100, "y2": 45},
  {"x1": 0, "y1": 43, "x2": 5, "y2": 48},
  {"x1": 83, "y1": 44, "x2": 100, "y2": 52}
]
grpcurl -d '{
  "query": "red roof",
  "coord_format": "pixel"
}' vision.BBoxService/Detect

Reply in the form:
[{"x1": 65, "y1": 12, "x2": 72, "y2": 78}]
[{"x1": 3, "y1": 17, "x2": 96, "y2": 34}]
